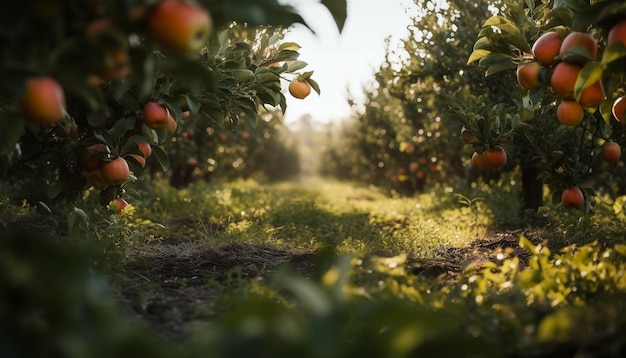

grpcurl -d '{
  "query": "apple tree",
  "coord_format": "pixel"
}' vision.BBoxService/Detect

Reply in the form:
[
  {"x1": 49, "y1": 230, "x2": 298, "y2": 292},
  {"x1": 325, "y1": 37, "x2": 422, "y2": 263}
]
[
  {"x1": 0, "y1": 0, "x2": 346, "y2": 209},
  {"x1": 465, "y1": 0, "x2": 626, "y2": 212},
  {"x1": 320, "y1": 0, "x2": 519, "y2": 194}
]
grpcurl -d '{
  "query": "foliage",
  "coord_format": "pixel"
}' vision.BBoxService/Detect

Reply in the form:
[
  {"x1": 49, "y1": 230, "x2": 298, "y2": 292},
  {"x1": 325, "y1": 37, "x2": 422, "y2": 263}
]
[
  {"x1": 0, "y1": 0, "x2": 346, "y2": 208},
  {"x1": 464, "y1": 0, "x2": 626, "y2": 212},
  {"x1": 320, "y1": 0, "x2": 519, "y2": 194},
  {"x1": 4, "y1": 219, "x2": 626, "y2": 357}
]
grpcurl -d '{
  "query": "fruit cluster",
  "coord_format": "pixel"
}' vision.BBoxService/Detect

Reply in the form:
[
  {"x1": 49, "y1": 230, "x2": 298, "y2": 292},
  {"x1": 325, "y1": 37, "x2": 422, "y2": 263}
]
[
  {"x1": 6, "y1": 0, "x2": 324, "y2": 213},
  {"x1": 517, "y1": 21, "x2": 626, "y2": 127},
  {"x1": 512, "y1": 20, "x2": 626, "y2": 210}
]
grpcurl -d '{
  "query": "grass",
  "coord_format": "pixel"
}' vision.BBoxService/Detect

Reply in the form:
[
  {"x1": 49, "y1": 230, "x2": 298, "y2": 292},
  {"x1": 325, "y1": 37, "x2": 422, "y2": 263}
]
[
  {"x1": 3, "y1": 176, "x2": 626, "y2": 356},
  {"x1": 125, "y1": 177, "x2": 501, "y2": 261}
]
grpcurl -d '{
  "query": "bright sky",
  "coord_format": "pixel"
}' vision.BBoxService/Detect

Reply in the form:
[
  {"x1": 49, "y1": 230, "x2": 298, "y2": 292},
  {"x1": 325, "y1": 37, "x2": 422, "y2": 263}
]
[{"x1": 281, "y1": 0, "x2": 416, "y2": 124}]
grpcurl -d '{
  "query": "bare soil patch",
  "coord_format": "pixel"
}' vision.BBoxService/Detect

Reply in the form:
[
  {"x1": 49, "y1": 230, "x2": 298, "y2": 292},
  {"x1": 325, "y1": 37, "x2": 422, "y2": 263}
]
[
  {"x1": 119, "y1": 241, "x2": 315, "y2": 339},
  {"x1": 117, "y1": 228, "x2": 546, "y2": 339}
]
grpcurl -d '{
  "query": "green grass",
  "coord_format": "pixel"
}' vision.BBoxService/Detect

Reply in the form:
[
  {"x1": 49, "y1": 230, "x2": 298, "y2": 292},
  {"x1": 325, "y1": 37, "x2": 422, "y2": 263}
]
[
  {"x1": 3, "y1": 177, "x2": 626, "y2": 357},
  {"x1": 124, "y1": 177, "x2": 499, "y2": 260}
]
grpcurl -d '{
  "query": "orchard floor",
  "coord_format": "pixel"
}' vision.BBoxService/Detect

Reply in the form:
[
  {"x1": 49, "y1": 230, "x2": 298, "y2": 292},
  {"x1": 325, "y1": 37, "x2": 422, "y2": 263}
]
[
  {"x1": 5, "y1": 177, "x2": 626, "y2": 356},
  {"x1": 111, "y1": 177, "x2": 551, "y2": 340}
]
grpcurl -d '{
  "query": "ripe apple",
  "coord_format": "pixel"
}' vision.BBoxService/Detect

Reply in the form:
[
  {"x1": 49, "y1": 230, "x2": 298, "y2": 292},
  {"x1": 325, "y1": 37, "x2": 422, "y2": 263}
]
[
  {"x1": 101, "y1": 157, "x2": 130, "y2": 185},
  {"x1": 136, "y1": 141, "x2": 152, "y2": 158},
  {"x1": 79, "y1": 143, "x2": 109, "y2": 171},
  {"x1": 112, "y1": 197, "x2": 129, "y2": 214},
  {"x1": 143, "y1": 101, "x2": 169, "y2": 130},
  {"x1": 166, "y1": 113, "x2": 178, "y2": 134},
  {"x1": 483, "y1": 146, "x2": 508, "y2": 170},
  {"x1": 126, "y1": 154, "x2": 146, "y2": 168},
  {"x1": 601, "y1": 141, "x2": 621, "y2": 164},
  {"x1": 550, "y1": 62, "x2": 581, "y2": 100},
  {"x1": 20, "y1": 76, "x2": 66, "y2": 125},
  {"x1": 561, "y1": 187, "x2": 584, "y2": 209},
  {"x1": 559, "y1": 32, "x2": 598, "y2": 61},
  {"x1": 532, "y1": 31, "x2": 562, "y2": 66},
  {"x1": 289, "y1": 79, "x2": 312, "y2": 99},
  {"x1": 516, "y1": 61, "x2": 542, "y2": 91},
  {"x1": 471, "y1": 152, "x2": 487, "y2": 170},
  {"x1": 147, "y1": 0, "x2": 212, "y2": 54},
  {"x1": 556, "y1": 100, "x2": 584, "y2": 126},
  {"x1": 578, "y1": 80, "x2": 605, "y2": 108},
  {"x1": 608, "y1": 20, "x2": 626, "y2": 47}
]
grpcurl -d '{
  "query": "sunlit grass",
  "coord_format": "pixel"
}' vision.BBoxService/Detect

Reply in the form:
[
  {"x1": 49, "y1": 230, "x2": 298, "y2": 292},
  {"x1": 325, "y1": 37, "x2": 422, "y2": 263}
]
[{"x1": 127, "y1": 177, "x2": 502, "y2": 261}]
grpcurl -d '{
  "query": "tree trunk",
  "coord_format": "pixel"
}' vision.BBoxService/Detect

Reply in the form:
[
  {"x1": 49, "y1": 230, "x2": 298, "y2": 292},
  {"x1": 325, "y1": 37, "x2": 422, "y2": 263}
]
[{"x1": 521, "y1": 164, "x2": 543, "y2": 211}]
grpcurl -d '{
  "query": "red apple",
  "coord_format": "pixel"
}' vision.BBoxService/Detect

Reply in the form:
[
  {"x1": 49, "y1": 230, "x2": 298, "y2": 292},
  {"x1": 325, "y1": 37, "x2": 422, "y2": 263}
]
[{"x1": 147, "y1": 0, "x2": 212, "y2": 54}]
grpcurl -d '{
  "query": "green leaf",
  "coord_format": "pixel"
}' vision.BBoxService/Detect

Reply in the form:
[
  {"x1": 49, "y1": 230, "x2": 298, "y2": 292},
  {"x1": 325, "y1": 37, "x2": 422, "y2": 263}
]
[
  {"x1": 601, "y1": 42, "x2": 626, "y2": 64},
  {"x1": 307, "y1": 77, "x2": 321, "y2": 95},
  {"x1": 160, "y1": 97, "x2": 183, "y2": 121},
  {"x1": 287, "y1": 60, "x2": 308, "y2": 72},
  {"x1": 482, "y1": 16, "x2": 510, "y2": 28},
  {"x1": 574, "y1": 62, "x2": 603, "y2": 100},
  {"x1": 107, "y1": 116, "x2": 136, "y2": 143},
  {"x1": 560, "y1": 46, "x2": 595, "y2": 64},
  {"x1": 275, "y1": 50, "x2": 300, "y2": 62},
  {"x1": 519, "y1": 236, "x2": 537, "y2": 255},
  {"x1": 298, "y1": 71, "x2": 314, "y2": 81},
  {"x1": 478, "y1": 53, "x2": 515, "y2": 68},
  {"x1": 321, "y1": 0, "x2": 347, "y2": 32},
  {"x1": 151, "y1": 145, "x2": 170, "y2": 172},
  {"x1": 473, "y1": 37, "x2": 493, "y2": 51},
  {"x1": 600, "y1": 98, "x2": 613, "y2": 124},
  {"x1": 185, "y1": 95, "x2": 202, "y2": 114},
  {"x1": 467, "y1": 49, "x2": 491, "y2": 65},
  {"x1": 485, "y1": 61, "x2": 518, "y2": 76},
  {"x1": 506, "y1": 33, "x2": 531, "y2": 53},
  {"x1": 277, "y1": 42, "x2": 301, "y2": 52}
]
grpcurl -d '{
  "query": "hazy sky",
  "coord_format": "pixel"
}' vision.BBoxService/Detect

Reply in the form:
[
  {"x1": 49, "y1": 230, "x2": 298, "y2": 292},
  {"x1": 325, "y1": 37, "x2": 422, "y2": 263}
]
[{"x1": 281, "y1": 0, "x2": 416, "y2": 124}]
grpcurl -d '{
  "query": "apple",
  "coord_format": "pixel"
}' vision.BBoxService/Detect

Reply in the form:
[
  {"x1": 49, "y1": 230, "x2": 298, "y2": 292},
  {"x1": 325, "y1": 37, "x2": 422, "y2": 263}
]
[
  {"x1": 289, "y1": 79, "x2": 312, "y2": 99},
  {"x1": 559, "y1": 32, "x2": 598, "y2": 61},
  {"x1": 101, "y1": 157, "x2": 130, "y2": 185},
  {"x1": 516, "y1": 61, "x2": 542, "y2": 91},
  {"x1": 20, "y1": 76, "x2": 66, "y2": 125},
  {"x1": 550, "y1": 62, "x2": 581, "y2": 100},
  {"x1": 608, "y1": 20, "x2": 626, "y2": 47},
  {"x1": 143, "y1": 101, "x2": 169, "y2": 130},
  {"x1": 79, "y1": 143, "x2": 109, "y2": 171},
  {"x1": 532, "y1": 31, "x2": 562, "y2": 66},
  {"x1": 112, "y1": 197, "x2": 129, "y2": 214},
  {"x1": 601, "y1": 141, "x2": 621, "y2": 164},
  {"x1": 147, "y1": 0, "x2": 212, "y2": 54},
  {"x1": 136, "y1": 141, "x2": 152, "y2": 158}
]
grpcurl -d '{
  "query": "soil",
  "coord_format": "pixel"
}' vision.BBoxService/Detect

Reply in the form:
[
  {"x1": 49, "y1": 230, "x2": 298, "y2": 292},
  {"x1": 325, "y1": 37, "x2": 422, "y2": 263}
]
[
  {"x1": 119, "y1": 237, "x2": 318, "y2": 339},
  {"x1": 116, "y1": 221, "x2": 547, "y2": 340}
]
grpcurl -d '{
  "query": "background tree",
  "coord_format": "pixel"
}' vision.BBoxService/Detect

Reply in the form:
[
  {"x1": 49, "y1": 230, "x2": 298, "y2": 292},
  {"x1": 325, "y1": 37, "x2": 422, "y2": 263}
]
[
  {"x1": 0, "y1": 0, "x2": 346, "y2": 209},
  {"x1": 320, "y1": 0, "x2": 519, "y2": 193},
  {"x1": 467, "y1": 0, "x2": 626, "y2": 212}
]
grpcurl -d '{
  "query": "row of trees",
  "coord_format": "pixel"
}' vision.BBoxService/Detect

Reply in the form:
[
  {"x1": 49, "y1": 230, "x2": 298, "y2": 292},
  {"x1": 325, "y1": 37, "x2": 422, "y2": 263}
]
[
  {"x1": 320, "y1": 0, "x2": 626, "y2": 215},
  {"x1": 0, "y1": 0, "x2": 346, "y2": 210}
]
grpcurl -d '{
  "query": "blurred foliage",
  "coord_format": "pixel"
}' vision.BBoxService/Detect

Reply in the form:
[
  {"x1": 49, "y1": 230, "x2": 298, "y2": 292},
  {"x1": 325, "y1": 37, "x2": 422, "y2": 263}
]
[
  {"x1": 3, "y1": 222, "x2": 626, "y2": 357},
  {"x1": 319, "y1": 0, "x2": 519, "y2": 195},
  {"x1": 0, "y1": 0, "x2": 345, "y2": 208}
]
